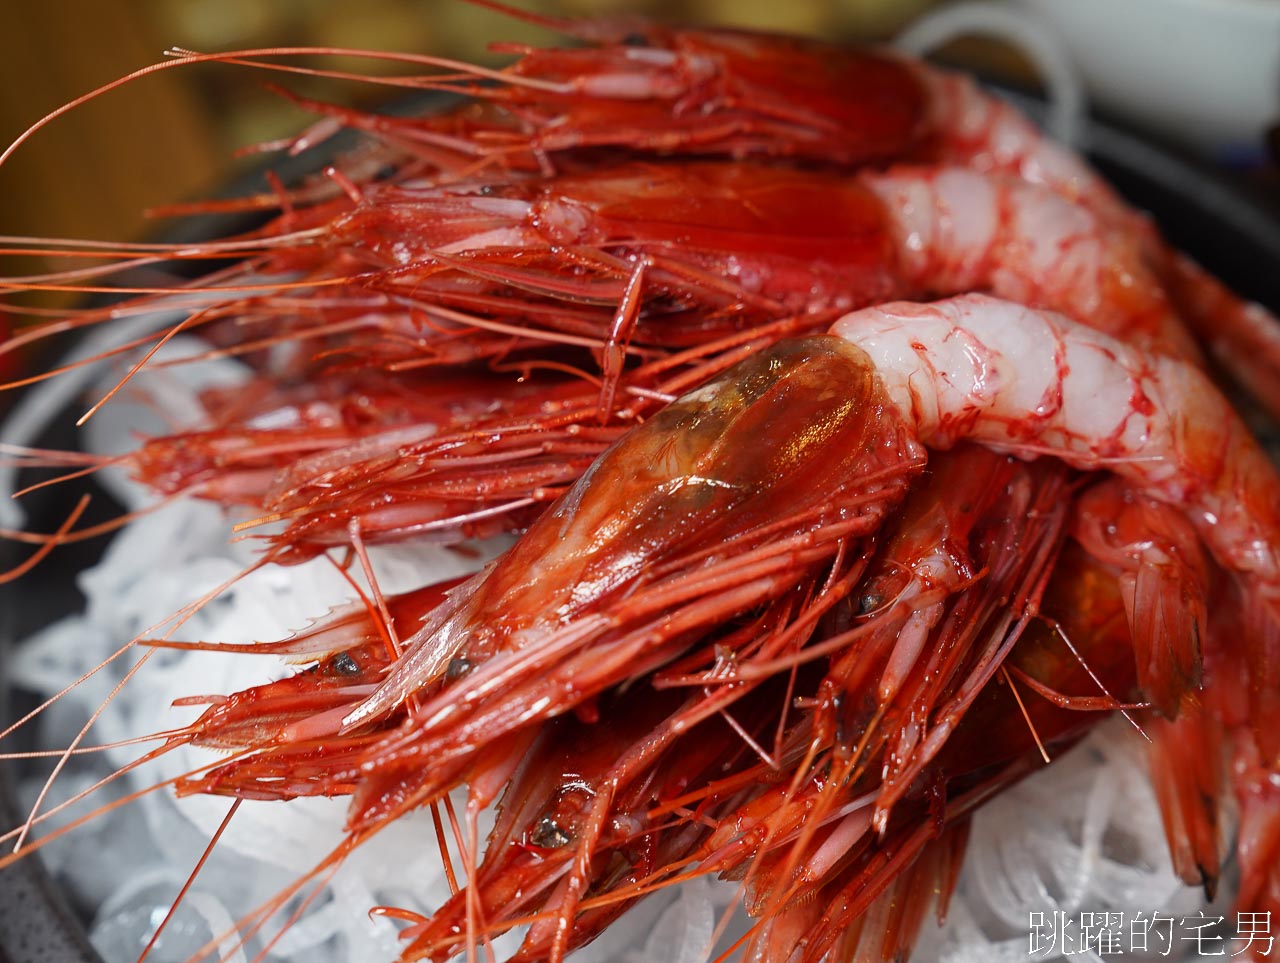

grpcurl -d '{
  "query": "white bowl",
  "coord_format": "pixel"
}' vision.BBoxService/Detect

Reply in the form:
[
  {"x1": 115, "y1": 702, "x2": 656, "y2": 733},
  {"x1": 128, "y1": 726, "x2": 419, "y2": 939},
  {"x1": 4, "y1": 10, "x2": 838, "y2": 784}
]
[{"x1": 1019, "y1": 0, "x2": 1280, "y2": 158}]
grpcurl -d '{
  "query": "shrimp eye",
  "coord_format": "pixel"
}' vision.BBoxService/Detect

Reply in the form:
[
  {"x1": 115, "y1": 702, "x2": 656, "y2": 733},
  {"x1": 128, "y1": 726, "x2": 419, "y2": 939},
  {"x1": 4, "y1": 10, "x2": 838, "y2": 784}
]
[
  {"x1": 857, "y1": 592, "x2": 883, "y2": 616},
  {"x1": 446, "y1": 655, "x2": 473, "y2": 681},
  {"x1": 329, "y1": 652, "x2": 360, "y2": 676},
  {"x1": 621, "y1": 32, "x2": 649, "y2": 47},
  {"x1": 530, "y1": 816, "x2": 572, "y2": 849}
]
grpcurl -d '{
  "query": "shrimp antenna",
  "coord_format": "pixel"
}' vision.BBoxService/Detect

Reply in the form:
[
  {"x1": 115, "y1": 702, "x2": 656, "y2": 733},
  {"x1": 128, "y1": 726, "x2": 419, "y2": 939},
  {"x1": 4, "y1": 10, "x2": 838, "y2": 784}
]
[
  {"x1": 1001, "y1": 664, "x2": 1051, "y2": 764},
  {"x1": 0, "y1": 44, "x2": 569, "y2": 177},
  {"x1": 1047, "y1": 614, "x2": 1151, "y2": 741},
  {"x1": 137, "y1": 799, "x2": 242, "y2": 963},
  {"x1": 0, "y1": 493, "x2": 88, "y2": 584},
  {"x1": 458, "y1": 0, "x2": 581, "y2": 36},
  {"x1": 459, "y1": 0, "x2": 659, "y2": 45}
]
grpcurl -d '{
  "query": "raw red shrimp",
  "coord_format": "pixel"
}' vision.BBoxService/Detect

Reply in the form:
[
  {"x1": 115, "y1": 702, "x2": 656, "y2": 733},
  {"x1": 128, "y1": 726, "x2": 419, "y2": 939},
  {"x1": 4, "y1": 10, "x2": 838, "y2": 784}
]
[
  {"x1": 2, "y1": 160, "x2": 898, "y2": 431},
  {"x1": 244, "y1": 159, "x2": 1199, "y2": 549},
  {"x1": 373, "y1": 325, "x2": 1192, "y2": 962},
  {"x1": 3, "y1": 12, "x2": 1279, "y2": 963},
  {"x1": 256, "y1": 157, "x2": 1194, "y2": 381},
  {"x1": 9, "y1": 159, "x2": 1208, "y2": 565},
  {"x1": 443, "y1": 25, "x2": 929, "y2": 167},
  {"x1": 170, "y1": 0, "x2": 927, "y2": 173},
  {"x1": 148, "y1": 298, "x2": 1273, "y2": 956},
  {"x1": 62, "y1": 337, "x2": 919, "y2": 961},
  {"x1": 3, "y1": 4, "x2": 1273, "y2": 419},
  {"x1": 347, "y1": 269, "x2": 1280, "y2": 753},
  {"x1": 341, "y1": 296, "x2": 1277, "y2": 958},
  {"x1": 827, "y1": 293, "x2": 1280, "y2": 938},
  {"x1": 0, "y1": 302, "x2": 1270, "y2": 963},
  {"x1": 0, "y1": 12, "x2": 1247, "y2": 373},
  {"x1": 397, "y1": 8, "x2": 1280, "y2": 415},
  {"x1": 145, "y1": 337, "x2": 916, "y2": 791},
  {"x1": 262, "y1": 3, "x2": 1280, "y2": 414}
]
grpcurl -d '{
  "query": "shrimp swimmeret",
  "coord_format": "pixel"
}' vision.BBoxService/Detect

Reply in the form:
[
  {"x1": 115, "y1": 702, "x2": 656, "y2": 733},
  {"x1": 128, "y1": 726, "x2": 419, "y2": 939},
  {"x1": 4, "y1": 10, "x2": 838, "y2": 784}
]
[{"x1": 1, "y1": 7, "x2": 1279, "y2": 963}]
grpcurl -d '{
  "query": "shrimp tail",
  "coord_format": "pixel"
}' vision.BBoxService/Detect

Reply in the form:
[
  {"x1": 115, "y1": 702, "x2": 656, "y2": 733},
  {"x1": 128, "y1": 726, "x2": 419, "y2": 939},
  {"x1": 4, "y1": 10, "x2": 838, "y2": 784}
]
[
  {"x1": 1148, "y1": 697, "x2": 1226, "y2": 896},
  {"x1": 1072, "y1": 479, "x2": 1209, "y2": 719},
  {"x1": 1069, "y1": 481, "x2": 1225, "y2": 893}
]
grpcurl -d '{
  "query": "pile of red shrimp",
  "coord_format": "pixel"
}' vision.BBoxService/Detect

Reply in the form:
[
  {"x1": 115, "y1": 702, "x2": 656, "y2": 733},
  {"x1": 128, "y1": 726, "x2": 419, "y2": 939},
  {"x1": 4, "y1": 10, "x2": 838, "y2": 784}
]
[{"x1": 3, "y1": 3, "x2": 1280, "y2": 961}]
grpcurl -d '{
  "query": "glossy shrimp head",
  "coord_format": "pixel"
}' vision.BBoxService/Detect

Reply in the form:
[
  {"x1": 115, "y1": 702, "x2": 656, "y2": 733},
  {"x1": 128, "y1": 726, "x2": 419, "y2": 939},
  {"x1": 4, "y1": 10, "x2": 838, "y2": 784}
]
[
  {"x1": 468, "y1": 17, "x2": 930, "y2": 165},
  {"x1": 344, "y1": 335, "x2": 922, "y2": 731}
]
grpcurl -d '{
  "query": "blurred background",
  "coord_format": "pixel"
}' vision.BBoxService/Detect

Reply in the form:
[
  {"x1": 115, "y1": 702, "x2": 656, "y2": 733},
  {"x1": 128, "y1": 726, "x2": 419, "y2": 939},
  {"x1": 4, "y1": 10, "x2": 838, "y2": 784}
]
[
  {"x1": 0, "y1": 0, "x2": 934, "y2": 251},
  {"x1": 0, "y1": 0, "x2": 1276, "y2": 262}
]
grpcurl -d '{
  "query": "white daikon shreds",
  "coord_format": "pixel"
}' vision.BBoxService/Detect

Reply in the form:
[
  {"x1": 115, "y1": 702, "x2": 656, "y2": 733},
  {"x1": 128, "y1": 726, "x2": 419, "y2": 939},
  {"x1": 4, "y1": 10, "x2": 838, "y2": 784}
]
[{"x1": 3, "y1": 336, "x2": 1222, "y2": 963}]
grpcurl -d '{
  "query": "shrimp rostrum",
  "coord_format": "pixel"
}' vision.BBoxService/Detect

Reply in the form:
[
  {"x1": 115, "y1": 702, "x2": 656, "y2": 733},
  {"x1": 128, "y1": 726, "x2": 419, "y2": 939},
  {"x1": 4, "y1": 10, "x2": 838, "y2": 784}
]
[{"x1": 1, "y1": 5, "x2": 1279, "y2": 963}]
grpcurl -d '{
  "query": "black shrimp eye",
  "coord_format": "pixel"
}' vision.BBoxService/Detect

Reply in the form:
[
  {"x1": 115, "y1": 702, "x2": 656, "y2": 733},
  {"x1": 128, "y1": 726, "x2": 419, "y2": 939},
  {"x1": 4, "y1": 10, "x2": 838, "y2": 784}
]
[
  {"x1": 529, "y1": 816, "x2": 572, "y2": 849},
  {"x1": 857, "y1": 592, "x2": 883, "y2": 616},
  {"x1": 445, "y1": 655, "x2": 473, "y2": 681},
  {"x1": 330, "y1": 651, "x2": 360, "y2": 676},
  {"x1": 621, "y1": 32, "x2": 649, "y2": 47}
]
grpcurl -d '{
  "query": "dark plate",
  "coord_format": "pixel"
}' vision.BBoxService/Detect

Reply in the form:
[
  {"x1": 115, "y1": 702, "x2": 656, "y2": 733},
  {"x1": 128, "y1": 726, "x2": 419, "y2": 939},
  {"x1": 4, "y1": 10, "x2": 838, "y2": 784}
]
[{"x1": 0, "y1": 89, "x2": 1277, "y2": 963}]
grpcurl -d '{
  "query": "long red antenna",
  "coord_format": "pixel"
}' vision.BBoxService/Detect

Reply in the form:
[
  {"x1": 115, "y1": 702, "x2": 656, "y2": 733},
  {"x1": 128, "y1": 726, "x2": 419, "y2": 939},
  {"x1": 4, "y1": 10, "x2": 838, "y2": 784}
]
[{"x1": 458, "y1": 0, "x2": 580, "y2": 34}]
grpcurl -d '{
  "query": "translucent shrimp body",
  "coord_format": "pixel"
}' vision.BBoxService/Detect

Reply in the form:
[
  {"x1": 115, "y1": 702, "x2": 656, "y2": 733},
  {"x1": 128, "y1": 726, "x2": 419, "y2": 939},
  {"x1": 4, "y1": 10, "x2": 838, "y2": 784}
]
[
  {"x1": 861, "y1": 168, "x2": 1197, "y2": 359},
  {"x1": 832, "y1": 293, "x2": 1280, "y2": 589}
]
